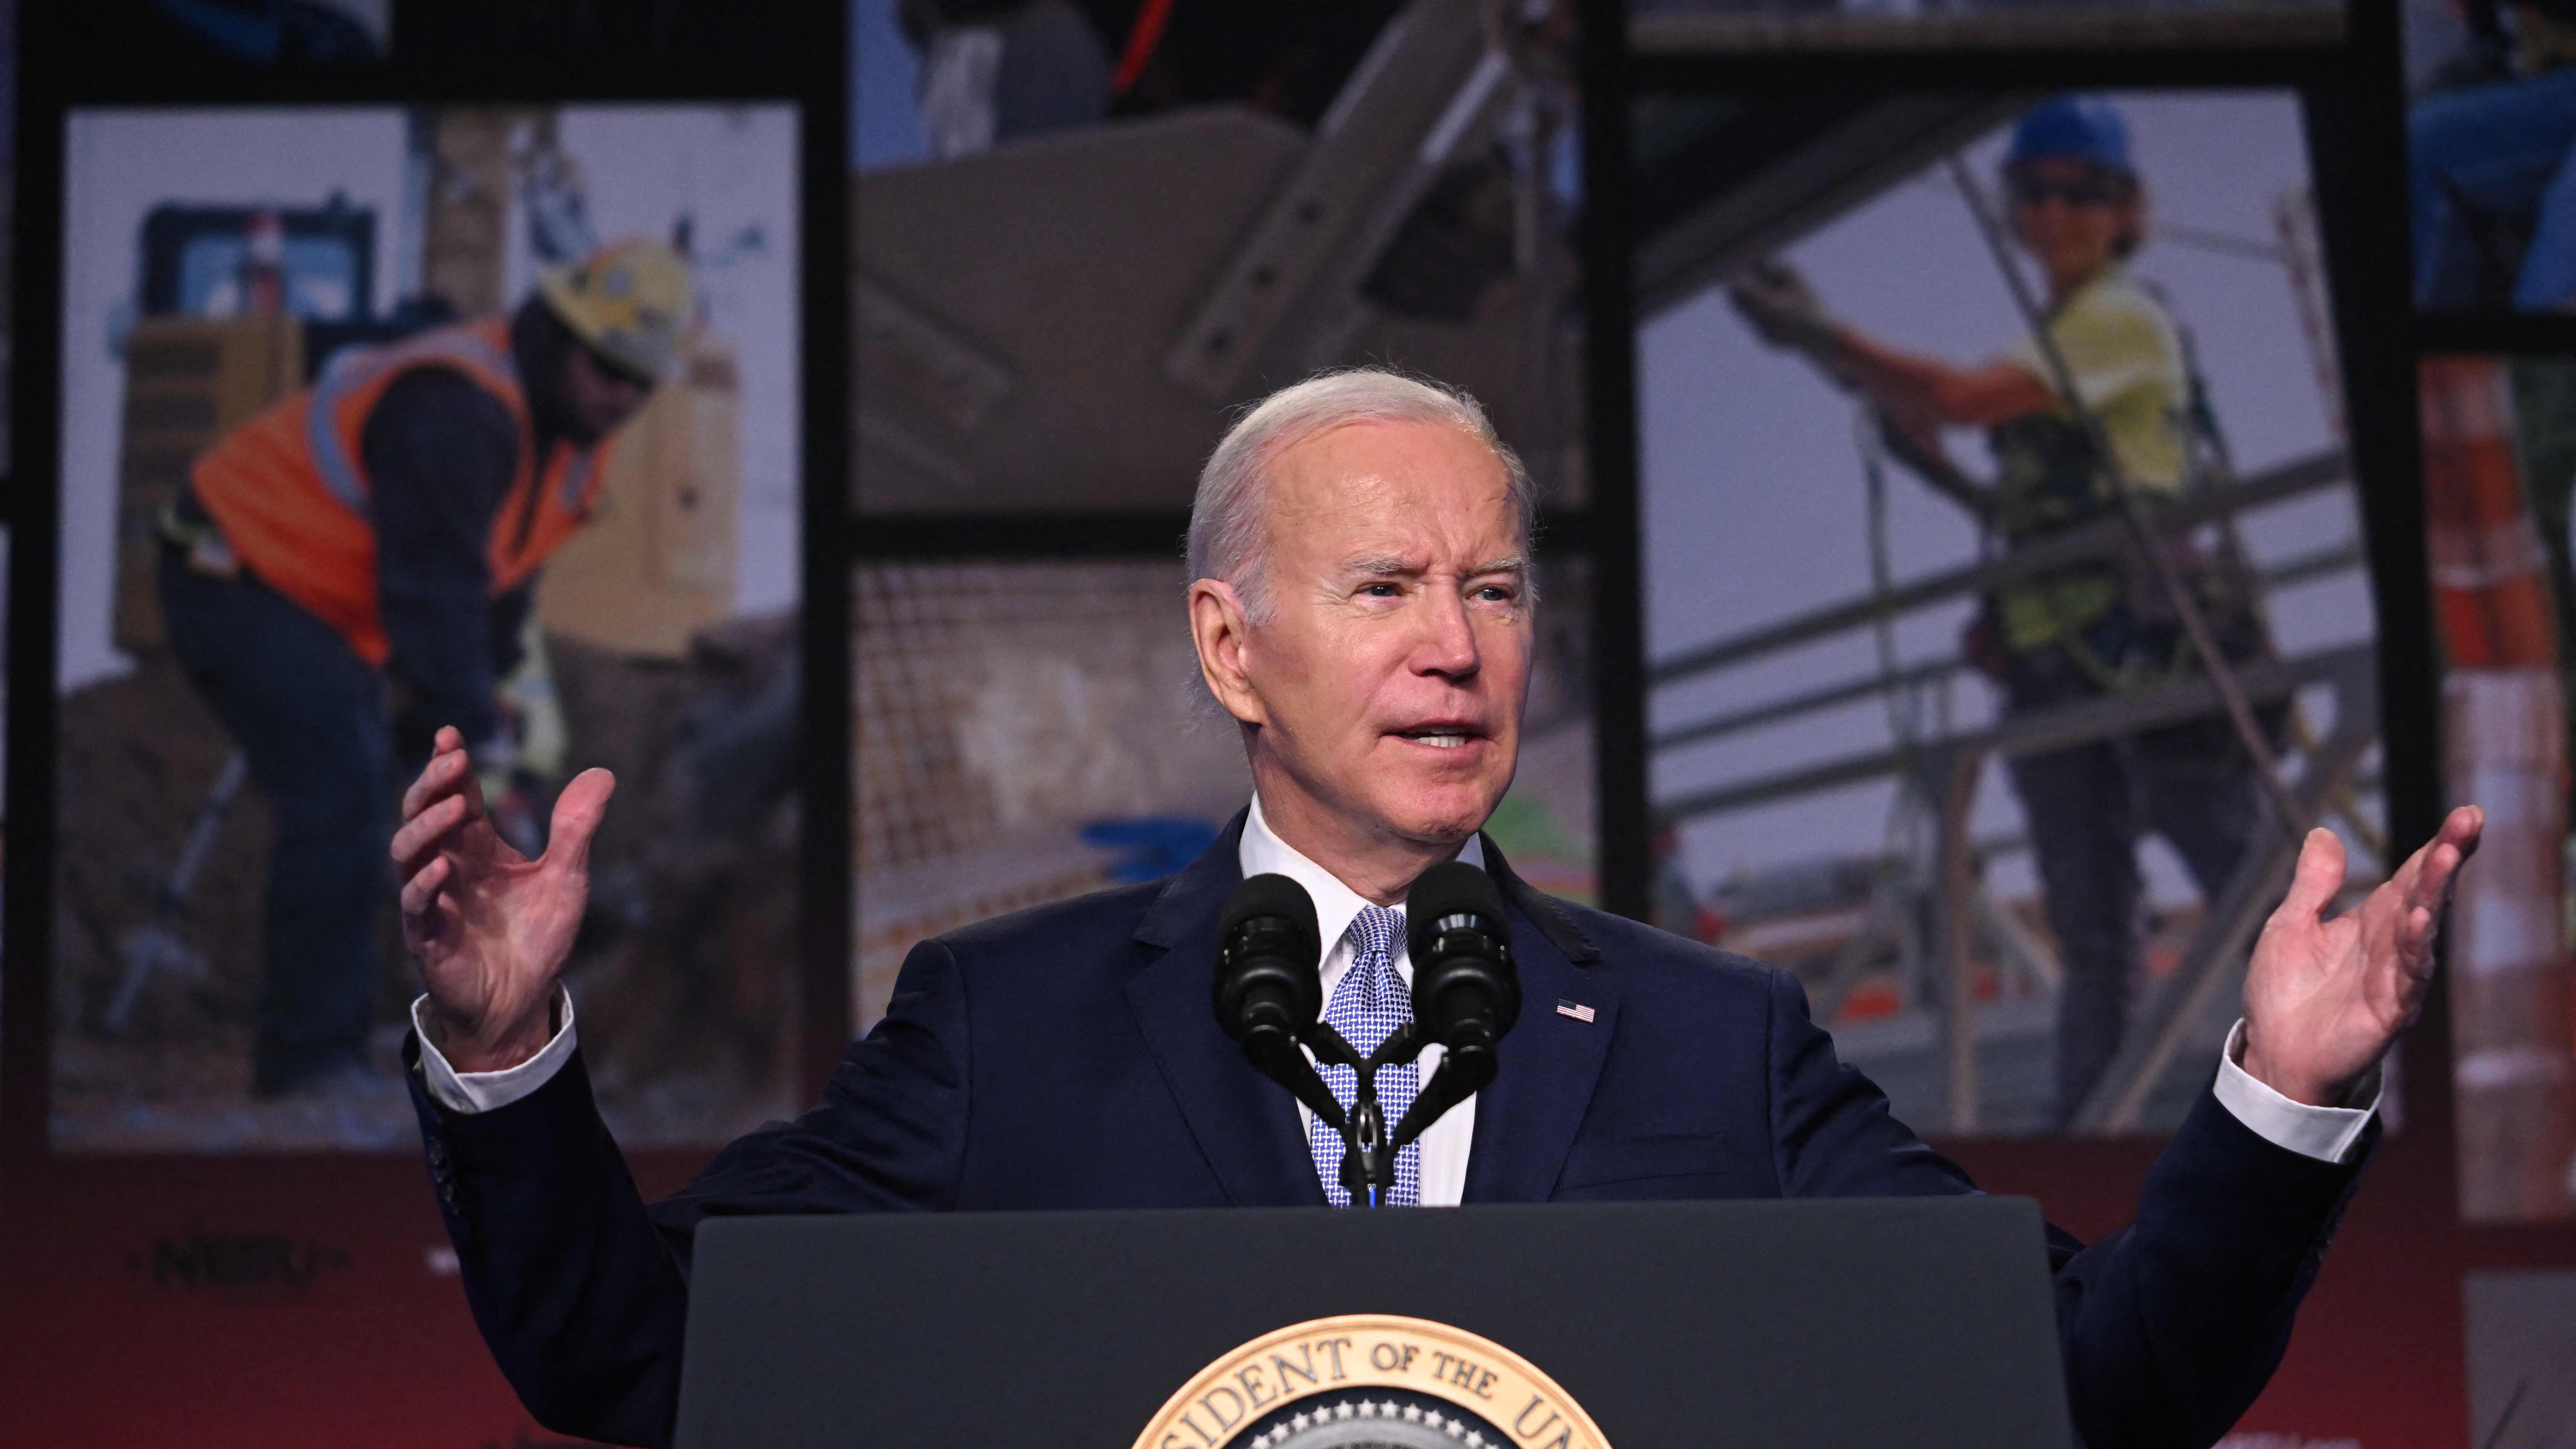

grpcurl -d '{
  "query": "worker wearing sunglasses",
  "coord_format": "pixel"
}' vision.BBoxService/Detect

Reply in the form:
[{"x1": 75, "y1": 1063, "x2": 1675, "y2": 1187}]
[{"x1": 1728, "y1": 95, "x2": 2278, "y2": 1132}]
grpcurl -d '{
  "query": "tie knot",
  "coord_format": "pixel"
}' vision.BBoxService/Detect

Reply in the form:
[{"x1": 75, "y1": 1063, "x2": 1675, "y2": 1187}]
[{"x1": 1346, "y1": 906, "x2": 1405, "y2": 965}]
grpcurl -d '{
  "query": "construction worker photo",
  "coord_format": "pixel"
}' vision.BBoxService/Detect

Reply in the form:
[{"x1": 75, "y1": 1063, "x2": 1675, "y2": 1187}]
[
  {"x1": 161, "y1": 238, "x2": 694, "y2": 1099},
  {"x1": 1729, "y1": 96, "x2": 2280, "y2": 1128}
]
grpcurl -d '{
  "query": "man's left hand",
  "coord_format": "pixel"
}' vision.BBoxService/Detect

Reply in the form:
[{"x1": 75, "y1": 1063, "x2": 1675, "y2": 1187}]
[{"x1": 2241, "y1": 805, "x2": 2484, "y2": 1107}]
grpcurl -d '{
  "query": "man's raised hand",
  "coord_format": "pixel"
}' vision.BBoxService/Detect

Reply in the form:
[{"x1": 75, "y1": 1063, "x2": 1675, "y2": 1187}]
[
  {"x1": 393, "y1": 724, "x2": 616, "y2": 1073},
  {"x1": 2240, "y1": 805, "x2": 2485, "y2": 1108}
]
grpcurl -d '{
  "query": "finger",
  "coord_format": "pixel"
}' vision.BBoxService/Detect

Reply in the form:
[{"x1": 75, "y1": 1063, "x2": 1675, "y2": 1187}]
[
  {"x1": 2400, "y1": 905, "x2": 2440, "y2": 979},
  {"x1": 400, "y1": 851, "x2": 453, "y2": 922},
  {"x1": 398, "y1": 742, "x2": 458, "y2": 823},
  {"x1": 390, "y1": 793, "x2": 469, "y2": 878},
  {"x1": 400, "y1": 739, "x2": 484, "y2": 825},
  {"x1": 457, "y1": 747, "x2": 494, "y2": 821},
  {"x1": 2378, "y1": 905, "x2": 2442, "y2": 1012},
  {"x1": 2443, "y1": 803, "x2": 2486, "y2": 861},
  {"x1": 2270, "y1": 827, "x2": 2346, "y2": 928},
  {"x1": 542, "y1": 768, "x2": 617, "y2": 875},
  {"x1": 2406, "y1": 840, "x2": 2466, "y2": 916},
  {"x1": 2402, "y1": 805, "x2": 2483, "y2": 902}
]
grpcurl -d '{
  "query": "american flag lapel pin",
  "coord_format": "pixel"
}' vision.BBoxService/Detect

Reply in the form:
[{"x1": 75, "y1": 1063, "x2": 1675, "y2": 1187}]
[{"x1": 1555, "y1": 999, "x2": 1596, "y2": 1024}]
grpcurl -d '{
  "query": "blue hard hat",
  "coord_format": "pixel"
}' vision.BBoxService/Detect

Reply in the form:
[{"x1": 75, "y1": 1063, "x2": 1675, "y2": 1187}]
[{"x1": 2007, "y1": 96, "x2": 2133, "y2": 176}]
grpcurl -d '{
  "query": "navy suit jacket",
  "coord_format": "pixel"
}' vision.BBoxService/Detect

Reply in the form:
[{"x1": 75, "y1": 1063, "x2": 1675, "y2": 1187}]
[{"x1": 413, "y1": 814, "x2": 2372, "y2": 1449}]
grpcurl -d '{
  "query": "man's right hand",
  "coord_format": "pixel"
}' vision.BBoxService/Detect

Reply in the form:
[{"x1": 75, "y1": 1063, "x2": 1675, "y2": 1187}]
[
  {"x1": 393, "y1": 724, "x2": 616, "y2": 1074},
  {"x1": 1727, "y1": 257, "x2": 1839, "y2": 356}
]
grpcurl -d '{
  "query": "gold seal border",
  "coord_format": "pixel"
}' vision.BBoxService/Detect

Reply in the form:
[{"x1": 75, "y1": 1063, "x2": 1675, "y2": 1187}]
[{"x1": 1131, "y1": 1313, "x2": 1610, "y2": 1449}]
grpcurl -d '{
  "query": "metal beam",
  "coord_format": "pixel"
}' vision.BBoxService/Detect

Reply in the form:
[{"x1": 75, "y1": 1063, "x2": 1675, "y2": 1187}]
[
  {"x1": 1976, "y1": 887, "x2": 2063, "y2": 995},
  {"x1": 1647, "y1": 448, "x2": 2349, "y2": 688},
  {"x1": 1163, "y1": 0, "x2": 1500, "y2": 401},
  {"x1": 1653, "y1": 656, "x2": 1956, "y2": 752},
  {"x1": 1652, "y1": 643, "x2": 2372, "y2": 828},
  {"x1": 1636, "y1": 95, "x2": 2028, "y2": 320},
  {"x1": 1649, "y1": 536, "x2": 2362, "y2": 752},
  {"x1": 1936, "y1": 749, "x2": 1984, "y2": 1132},
  {"x1": 2073, "y1": 648, "x2": 2380, "y2": 1131}
]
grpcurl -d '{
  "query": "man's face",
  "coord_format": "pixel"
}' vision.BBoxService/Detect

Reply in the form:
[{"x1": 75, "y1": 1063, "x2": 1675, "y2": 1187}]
[
  {"x1": 2007, "y1": 157, "x2": 2138, "y2": 290},
  {"x1": 1205, "y1": 419, "x2": 1532, "y2": 852},
  {"x1": 560, "y1": 342, "x2": 653, "y2": 443}
]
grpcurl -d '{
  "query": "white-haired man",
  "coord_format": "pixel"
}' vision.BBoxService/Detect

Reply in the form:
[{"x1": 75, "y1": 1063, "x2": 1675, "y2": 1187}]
[{"x1": 396, "y1": 368, "x2": 2481, "y2": 1449}]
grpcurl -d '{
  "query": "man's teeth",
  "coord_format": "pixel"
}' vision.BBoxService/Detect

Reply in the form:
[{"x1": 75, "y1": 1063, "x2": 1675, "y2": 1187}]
[{"x1": 1407, "y1": 732, "x2": 1469, "y2": 748}]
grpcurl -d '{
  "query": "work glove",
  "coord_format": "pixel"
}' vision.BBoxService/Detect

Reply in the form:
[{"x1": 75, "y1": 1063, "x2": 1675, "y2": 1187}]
[{"x1": 1728, "y1": 257, "x2": 1838, "y2": 354}]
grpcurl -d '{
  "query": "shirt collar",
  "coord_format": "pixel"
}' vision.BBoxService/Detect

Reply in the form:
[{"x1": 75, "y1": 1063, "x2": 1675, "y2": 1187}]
[
  {"x1": 2052, "y1": 261, "x2": 2128, "y2": 317},
  {"x1": 1238, "y1": 795, "x2": 1486, "y2": 977}
]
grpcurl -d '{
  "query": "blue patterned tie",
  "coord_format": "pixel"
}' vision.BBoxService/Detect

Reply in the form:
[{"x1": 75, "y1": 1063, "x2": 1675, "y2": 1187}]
[{"x1": 1308, "y1": 906, "x2": 1421, "y2": 1207}]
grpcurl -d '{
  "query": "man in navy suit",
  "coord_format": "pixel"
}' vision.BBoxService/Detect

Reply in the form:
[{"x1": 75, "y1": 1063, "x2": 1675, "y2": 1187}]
[{"x1": 395, "y1": 369, "x2": 2481, "y2": 1449}]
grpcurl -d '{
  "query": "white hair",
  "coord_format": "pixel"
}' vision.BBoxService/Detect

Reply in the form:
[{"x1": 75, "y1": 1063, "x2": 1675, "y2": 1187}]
[{"x1": 1185, "y1": 368, "x2": 1538, "y2": 619}]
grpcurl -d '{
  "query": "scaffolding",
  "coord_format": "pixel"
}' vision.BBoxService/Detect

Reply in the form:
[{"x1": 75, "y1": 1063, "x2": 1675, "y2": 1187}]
[{"x1": 1650, "y1": 447, "x2": 2378, "y2": 1133}]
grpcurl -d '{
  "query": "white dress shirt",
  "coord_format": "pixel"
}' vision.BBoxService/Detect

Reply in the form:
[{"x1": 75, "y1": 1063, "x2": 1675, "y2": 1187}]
[
  {"x1": 413, "y1": 989, "x2": 580, "y2": 1114},
  {"x1": 1237, "y1": 795, "x2": 1481, "y2": 1207},
  {"x1": 416, "y1": 802, "x2": 2379, "y2": 1172}
]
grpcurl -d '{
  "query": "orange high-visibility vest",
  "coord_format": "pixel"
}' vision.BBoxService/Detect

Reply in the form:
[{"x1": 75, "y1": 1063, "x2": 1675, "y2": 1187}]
[{"x1": 189, "y1": 317, "x2": 615, "y2": 665}]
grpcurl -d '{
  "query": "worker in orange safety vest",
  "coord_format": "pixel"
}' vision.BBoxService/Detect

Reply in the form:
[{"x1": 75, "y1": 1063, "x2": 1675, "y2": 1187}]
[{"x1": 161, "y1": 237, "x2": 692, "y2": 1100}]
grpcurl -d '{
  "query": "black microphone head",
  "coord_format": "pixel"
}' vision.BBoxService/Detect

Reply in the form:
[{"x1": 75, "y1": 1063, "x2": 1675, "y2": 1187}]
[
  {"x1": 1405, "y1": 861, "x2": 1509, "y2": 964},
  {"x1": 1405, "y1": 861, "x2": 1519, "y2": 1046},
  {"x1": 1220, "y1": 873, "x2": 1320, "y2": 956},
  {"x1": 1214, "y1": 874, "x2": 1323, "y2": 1044}
]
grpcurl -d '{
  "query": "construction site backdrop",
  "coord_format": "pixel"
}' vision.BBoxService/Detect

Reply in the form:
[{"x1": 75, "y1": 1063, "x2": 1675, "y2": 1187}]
[
  {"x1": 2420, "y1": 354, "x2": 2576, "y2": 1225},
  {"x1": 853, "y1": 0, "x2": 1594, "y2": 1025},
  {"x1": 1636, "y1": 88, "x2": 2387, "y2": 1140},
  {"x1": 48, "y1": 103, "x2": 804, "y2": 1152}
]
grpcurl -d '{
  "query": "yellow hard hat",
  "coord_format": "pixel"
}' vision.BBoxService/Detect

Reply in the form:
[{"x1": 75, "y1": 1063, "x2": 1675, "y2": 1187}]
[{"x1": 537, "y1": 238, "x2": 695, "y2": 381}]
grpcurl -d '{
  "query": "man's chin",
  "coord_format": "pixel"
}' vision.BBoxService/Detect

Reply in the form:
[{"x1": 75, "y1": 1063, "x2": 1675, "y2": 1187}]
[{"x1": 1374, "y1": 782, "x2": 1509, "y2": 850}]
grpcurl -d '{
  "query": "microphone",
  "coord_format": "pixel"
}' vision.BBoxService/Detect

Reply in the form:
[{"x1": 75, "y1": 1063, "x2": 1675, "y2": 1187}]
[
  {"x1": 1212, "y1": 874, "x2": 1345, "y2": 1132},
  {"x1": 1212, "y1": 864, "x2": 1518, "y2": 1207},
  {"x1": 1391, "y1": 862, "x2": 1519, "y2": 1146},
  {"x1": 1406, "y1": 861, "x2": 1520, "y2": 1054}
]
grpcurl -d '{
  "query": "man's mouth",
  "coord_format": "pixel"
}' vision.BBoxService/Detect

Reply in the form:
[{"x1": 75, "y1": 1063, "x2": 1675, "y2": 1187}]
[{"x1": 1394, "y1": 727, "x2": 1482, "y2": 750}]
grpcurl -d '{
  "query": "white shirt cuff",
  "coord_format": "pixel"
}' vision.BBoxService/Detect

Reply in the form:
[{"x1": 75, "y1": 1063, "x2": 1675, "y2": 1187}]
[
  {"x1": 411, "y1": 991, "x2": 579, "y2": 1114},
  {"x1": 2212, "y1": 1019, "x2": 2377, "y2": 1164}
]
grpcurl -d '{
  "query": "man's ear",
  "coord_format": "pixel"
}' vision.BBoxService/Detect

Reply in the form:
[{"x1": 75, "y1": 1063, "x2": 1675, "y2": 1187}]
[{"x1": 1189, "y1": 579, "x2": 1266, "y2": 727}]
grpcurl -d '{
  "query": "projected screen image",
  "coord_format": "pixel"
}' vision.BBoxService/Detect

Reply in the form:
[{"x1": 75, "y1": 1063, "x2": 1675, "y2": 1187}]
[
  {"x1": 2404, "y1": 0, "x2": 2576, "y2": 316},
  {"x1": 2421, "y1": 354, "x2": 2576, "y2": 1224},
  {"x1": 855, "y1": 0, "x2": 1586, "y2": 519},
  {"x1": 1636, "y1": 88, "x2": 2377, "y2": 1138},
  {"x1": 852, "y1": 556, "x2": 1596, "y2": 1028},
  {"x1": 851, "y1": 0, "x2": 1598, "y2": 1022},
  {"x1": 50, "y1": 103, "x2": 805, "y2": 1152}
]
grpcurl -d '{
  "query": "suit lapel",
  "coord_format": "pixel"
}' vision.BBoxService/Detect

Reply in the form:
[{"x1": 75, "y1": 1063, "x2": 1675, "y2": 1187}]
[
  {"x1": 1463, "y1": 840, "x2": 1620, "y2": 1204},
  {"x1": 1125, "y1": 810, "x2": 1327, "y2": 1207}
]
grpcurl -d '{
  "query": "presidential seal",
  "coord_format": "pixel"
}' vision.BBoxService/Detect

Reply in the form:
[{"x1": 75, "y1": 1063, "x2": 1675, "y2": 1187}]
[{"x1": 1132, "y1": 1314, "x2": 1609, "y2": 1449}]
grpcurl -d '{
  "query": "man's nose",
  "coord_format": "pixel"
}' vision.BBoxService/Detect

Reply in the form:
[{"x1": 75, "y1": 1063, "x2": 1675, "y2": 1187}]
[{"x1": 1412, "y1": 588, "x2": 1480, "y2": 680}]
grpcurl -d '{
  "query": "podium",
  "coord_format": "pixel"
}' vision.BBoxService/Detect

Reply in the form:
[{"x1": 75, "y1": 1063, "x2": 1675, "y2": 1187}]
[{"x1": 674, "y1": 1197, "x2": 2075, "y2": 1448}]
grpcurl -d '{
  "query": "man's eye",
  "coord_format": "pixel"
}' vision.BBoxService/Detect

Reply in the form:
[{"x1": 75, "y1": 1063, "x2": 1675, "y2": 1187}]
[
  {"x1": 1475, "y1": 585, "x2": 1517, "y2": 603},
  {"x1": 1361, "y1": 582, "x2": 1400, "y2": 597}
]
